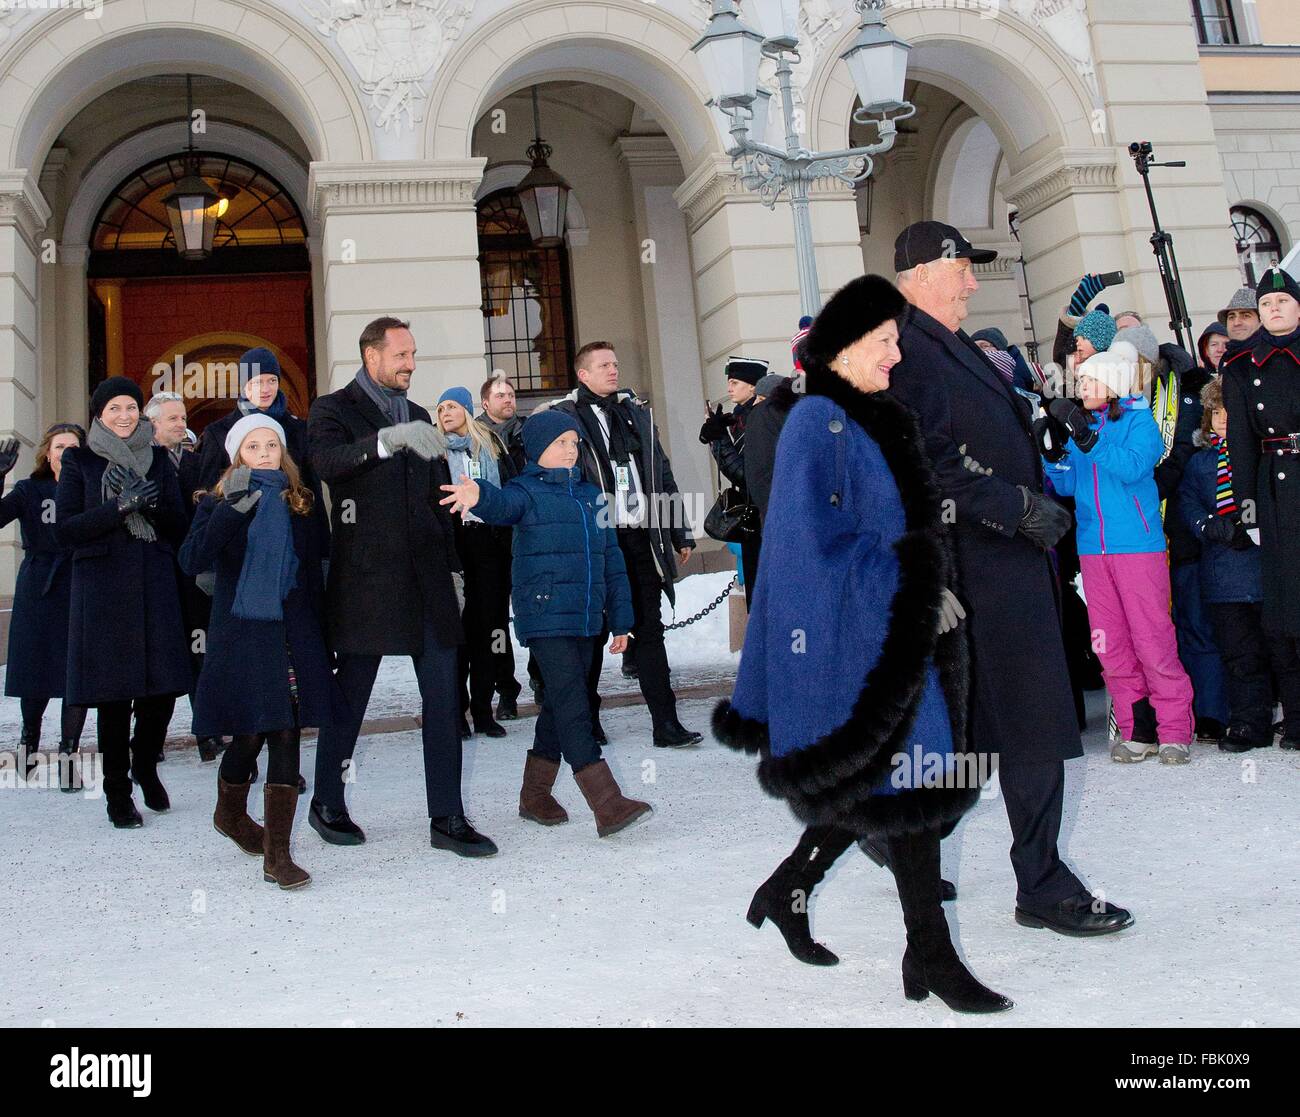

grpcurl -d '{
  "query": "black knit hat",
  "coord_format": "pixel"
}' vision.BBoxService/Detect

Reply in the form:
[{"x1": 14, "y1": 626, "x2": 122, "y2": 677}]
[
  {"x1": 803, "y1": 274, "x2": 908, "y2": 370},
  {"x1": 89, "y1": 375, "x2": 144, "y2": 419},
  {"x1": 1256, "y1": 265, "x2": 1300, "y2": 305}
]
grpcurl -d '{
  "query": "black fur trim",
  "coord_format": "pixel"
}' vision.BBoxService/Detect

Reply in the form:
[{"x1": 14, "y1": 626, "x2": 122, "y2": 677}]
[
  {"x1": 803, "y1": 274, "x2": 908, "y2": 370},
  {"x1": 713, "y1": 349, "x2": 976, "y2": 839}
]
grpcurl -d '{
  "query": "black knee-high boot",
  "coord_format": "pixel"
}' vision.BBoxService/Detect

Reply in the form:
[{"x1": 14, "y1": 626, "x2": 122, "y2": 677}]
[
  {"x1": 889, "y1": 828, "x2": 1012, "y2": 1014},
  {"x1": 747, "y1": 826, "x2": 856, "y2": 965}
]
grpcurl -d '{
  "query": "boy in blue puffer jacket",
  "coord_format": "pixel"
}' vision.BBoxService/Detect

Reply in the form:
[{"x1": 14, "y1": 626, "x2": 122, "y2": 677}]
[
  {"x1": 440, "y1": 410, "x2": 652, "y2": 837},
  {"x1": 1040, "y1": 341, "x2": 1196, "y2": 764}
]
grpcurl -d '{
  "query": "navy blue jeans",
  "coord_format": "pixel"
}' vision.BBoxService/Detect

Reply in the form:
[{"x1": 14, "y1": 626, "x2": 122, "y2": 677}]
[
  {"x1": 314, "y1": 615, "x2": 464, "y2": 818},
  {"x1": 529, "y1": 636, "x2": 602, "y2": 772}
]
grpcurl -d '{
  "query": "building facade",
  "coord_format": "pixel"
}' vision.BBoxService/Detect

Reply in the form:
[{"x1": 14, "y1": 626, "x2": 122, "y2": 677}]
[{"x1": 0, "y1": 0, "x2": 1297, "y2": 591}]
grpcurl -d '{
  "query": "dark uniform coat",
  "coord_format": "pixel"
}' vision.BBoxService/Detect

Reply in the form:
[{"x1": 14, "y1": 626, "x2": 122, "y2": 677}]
[
  {"x1": 887, "y1": 305, "x2": 1082, "y2": 764},
  {"x1": 54, "y1": 446, "x2": 191, "y2": 706},
  {"x1": 1221, "y1": 329, "x2": 1300, "y2": 635}
]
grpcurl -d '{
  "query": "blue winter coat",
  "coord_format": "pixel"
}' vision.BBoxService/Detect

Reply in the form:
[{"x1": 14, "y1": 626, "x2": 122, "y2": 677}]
[
  {"x1": 1044, "y1": 398, "x2": 1166, "y2": 556},
  {"x1": 714, "y1": 364, "x2": 977, "y2": 838},
  {"x1": 1, "y1": 476, "x2": 72, "y2": 699},
  {"x1": 55, "y1": 445, "x2": 192, "y2": 706},
  {"x1": 469, "y1": 463, "x2": 634, "y2": 646},
  {"x1": 1178, "y1": 442, "x2": 1263, "y2": 605},
  {"x1": 180, "y1": 494, "x2": 346, "y2": 736}
]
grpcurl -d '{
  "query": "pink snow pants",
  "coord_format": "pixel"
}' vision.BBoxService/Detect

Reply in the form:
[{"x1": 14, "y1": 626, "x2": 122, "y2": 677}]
[{"x1": 1080, "y1": 551, "x2": 1195, "y2": 745}]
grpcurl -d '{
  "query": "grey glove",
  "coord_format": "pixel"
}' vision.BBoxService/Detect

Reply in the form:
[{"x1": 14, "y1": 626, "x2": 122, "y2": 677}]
[
  {"x1": 223, "y1": 465, "x2": 263, "y2": 514},
  {"x1": 937, "y1": 588, "x2": 966, "y2": 634},
  {"x1": 379, "y1": 420, "x2": 447, "y2": 461},
  {"x1": 451, "y1": 571, "x2": 466, "y2": 613},
  {"x1": 1017, "y1": 485, "x2": 1072, "y2": 549}
]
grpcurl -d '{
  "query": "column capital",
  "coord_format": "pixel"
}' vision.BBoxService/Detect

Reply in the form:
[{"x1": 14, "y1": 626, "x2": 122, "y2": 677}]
[
  {"x1": 674, "y1": 155, "x2": 754, "y2": 232},
  {"x1": 1002, "y1": 148, "x2": 1118, "y2": 222},
  {"x1": 308, "y1": 158, "x2": 488, "y2": 223},
  {"x1": 616, "y1": 135, "x2": 683, "y2": 175},
  {"x1": 0, "y1": 170, "x2": 52, "y2": 248}
]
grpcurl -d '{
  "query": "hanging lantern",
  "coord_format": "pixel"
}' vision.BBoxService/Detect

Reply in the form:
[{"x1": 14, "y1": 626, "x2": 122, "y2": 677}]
[
  {"x1": 516, "y1": 87, "x2": 571, "y2": 248},
  {"x1": 163, "y1": 169, "x2": 221, "y2": 260}
]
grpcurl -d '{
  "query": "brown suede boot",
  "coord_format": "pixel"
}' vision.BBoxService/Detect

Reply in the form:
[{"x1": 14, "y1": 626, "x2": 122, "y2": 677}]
[
  {"x1": 573, "y1": 760, "x2": 652, "y2": 837},
  {"x1": 214, "y1": 776, "x2": 264, "y2": 856},
  {"x1": 263, "y1": 783, "x2": 311, "y2": 890},
  {"x1": 519, "y1": 753, "x2": 569, "y2": 825}
]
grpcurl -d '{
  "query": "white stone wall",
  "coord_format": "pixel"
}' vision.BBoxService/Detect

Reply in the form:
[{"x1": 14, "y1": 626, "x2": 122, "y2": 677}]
[{"x1": 1211, "y1": 99, "x2": 1300, "y2": 261}]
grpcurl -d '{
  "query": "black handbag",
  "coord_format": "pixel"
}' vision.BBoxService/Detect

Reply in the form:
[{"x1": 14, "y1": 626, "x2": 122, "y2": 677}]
[{"x1": 704, "y1": 486, "x2": 758, "y2": 543}]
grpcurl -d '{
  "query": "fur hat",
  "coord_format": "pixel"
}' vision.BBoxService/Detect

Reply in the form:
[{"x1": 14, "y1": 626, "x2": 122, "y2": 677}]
[
  {"x1": 1073, "y1": 309, "x2": 1118, "y2": 353},
  {"x1": 90, "y1": 376, "x2": 144, "y2": 419},
  {"x1": 1077, "y1": 340, "x2": 1139, "y2": 398},
  {"x1": 1217, "y1": 286, "x2": 1259, "y2": 325},
  {"x1": 803, "y1": 274, "x2": 907, "y2": 371}
]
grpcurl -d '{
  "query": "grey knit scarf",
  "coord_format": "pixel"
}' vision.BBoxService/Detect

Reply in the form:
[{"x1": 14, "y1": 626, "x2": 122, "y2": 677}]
[
  {"x1": 354, "y1": 366, "x2": 410, "y2": 425},
  {"x1": 88, "y1": 417, "x2": 157, "y2": 542}
]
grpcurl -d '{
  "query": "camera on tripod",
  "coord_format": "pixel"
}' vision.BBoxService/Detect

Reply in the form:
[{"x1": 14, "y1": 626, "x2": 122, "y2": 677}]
[{"x1": 1128, "y1": 141, "x2": 1153, "y2": 158}]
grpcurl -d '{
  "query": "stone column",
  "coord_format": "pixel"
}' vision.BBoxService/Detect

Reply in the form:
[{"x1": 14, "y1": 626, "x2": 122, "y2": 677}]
[
  {"x1": 309, "y1": 159, "x2": 488, "y2": 410},
  {"x1": 674, "y1": 155, "x2": 864, "y2": 383},
  {"x1": 0, "y1": 170, "x2": 50, "y2": 590},
  {"x1": 617, "y1": 135, "x2": 712, "y2": 534}
]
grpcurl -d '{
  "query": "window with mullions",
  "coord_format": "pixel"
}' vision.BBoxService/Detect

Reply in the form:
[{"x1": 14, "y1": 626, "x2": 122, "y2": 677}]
[
  {"x1": 1191, "y1": 0, "x2": 1239, "y2": 45},
  {"x1": 478, "y1": 189, "x2": 575, "y2": 394},
  {"x1": 1231, "y1": 206, "x2": 1282, "y2": 287}
]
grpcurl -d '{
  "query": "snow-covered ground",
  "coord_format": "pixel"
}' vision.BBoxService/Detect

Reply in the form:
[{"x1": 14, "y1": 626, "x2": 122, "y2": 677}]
[{"x1": 4, "y1": 572, "x2": 1299, "y2": 1027}]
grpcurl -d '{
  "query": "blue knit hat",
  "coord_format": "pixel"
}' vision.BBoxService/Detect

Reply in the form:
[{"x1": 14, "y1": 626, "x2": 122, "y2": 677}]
[
  {"x1": 1073, "y1": 309, "x2": 1118, "y2": 353},
  {"x1": 437, "y1": 385, "x2": 474, "y2": 414},
  {"x1": 522, "y1": 410, "x2": 582, "y2": 464},
  {"x1": 970, "y1": 327, "x2": 1009, "y2": 350},
  {"x1": 238, "y1": 347, "x2": 280, "y2": 379}
]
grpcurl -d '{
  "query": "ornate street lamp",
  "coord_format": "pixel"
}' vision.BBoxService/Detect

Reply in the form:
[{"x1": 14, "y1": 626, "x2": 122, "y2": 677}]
[
  {"x1": 163, "y1": 76, "x2": 222, "y2": 261},
  {"x1": 692, "y1": 0, "x2": 916, "y2": 315},
  {"x1": 516, "y1": 86, "x2": 572, "y2": 248}
]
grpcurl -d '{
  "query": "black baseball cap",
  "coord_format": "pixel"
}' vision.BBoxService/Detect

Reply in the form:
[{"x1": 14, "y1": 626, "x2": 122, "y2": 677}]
[{"x1": 894, "y1": 221, "x2": 997, "y2": 271}]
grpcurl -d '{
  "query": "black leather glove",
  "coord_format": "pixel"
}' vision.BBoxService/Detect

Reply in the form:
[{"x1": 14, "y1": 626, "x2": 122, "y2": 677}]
[
  {"x1": 116, "y1": 474, "x2": 158, "y2": 516},
  {"x1": 0, "y1": 438, "x2": 18, "y2": 477},
  {"x1": 1047, "y1": 397, "x2": 1098, "y2": 453},
  {"x1": 698, "y1": 404, "x2": 735, "y2": 444},
  {"x1": 1200, "y1": 514, "x2": 1236, "y2": 545},
  {"x1": 1033, "y1": 414, "x2": 1071, "y2": 463},
  {"x1": 1017, "y1": 485, "x2": 1073, "y2": 549}
]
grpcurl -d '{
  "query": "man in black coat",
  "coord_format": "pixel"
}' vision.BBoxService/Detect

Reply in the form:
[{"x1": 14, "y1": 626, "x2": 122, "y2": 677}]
[
  {"x1": 307, "y1": 317, "x2": 496, "y2": 857},
  {"x1": 886, "y1": 221, "x2": 1133, "y2": 936},
  {"x1": 549, "y1": 341, "x2": 702, "y2": 747}
]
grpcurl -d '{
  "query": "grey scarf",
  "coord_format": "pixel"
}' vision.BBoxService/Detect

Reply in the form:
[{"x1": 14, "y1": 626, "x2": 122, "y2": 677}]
[
  {"x1": 354, "y1": 366, "x2": 410, "y2": 425},
  {"x1": 88, "y1": 417, "x2": 157, "y2": 542}
]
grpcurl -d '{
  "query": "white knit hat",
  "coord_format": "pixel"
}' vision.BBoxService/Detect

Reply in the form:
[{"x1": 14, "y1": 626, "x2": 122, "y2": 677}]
[
  {"x1": 1077, "y1": 340, "x2": 1139, "y2": 398},
  {"x1": 224, "y1": 413, "x2": 287, "y2": 464}
]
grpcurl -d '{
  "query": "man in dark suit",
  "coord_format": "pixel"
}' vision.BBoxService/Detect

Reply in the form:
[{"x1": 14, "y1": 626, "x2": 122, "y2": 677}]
[
  {"x1": 307, "y1": 316, "x2": 496, "y2": 858},
  {"x1": 886, "y1": 221, "x2": 1133, "y2": 936}
]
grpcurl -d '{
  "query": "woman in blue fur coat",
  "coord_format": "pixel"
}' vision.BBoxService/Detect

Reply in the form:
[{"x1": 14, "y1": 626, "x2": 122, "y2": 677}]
[{"x1": 713, "y1": 274, "x2": 1010, "y2": 1014}]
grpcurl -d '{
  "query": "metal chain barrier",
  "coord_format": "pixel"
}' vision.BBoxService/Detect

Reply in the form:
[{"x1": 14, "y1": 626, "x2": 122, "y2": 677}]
[{"x1": 664, "y1": 574, "x2": 738, "y2": 631}]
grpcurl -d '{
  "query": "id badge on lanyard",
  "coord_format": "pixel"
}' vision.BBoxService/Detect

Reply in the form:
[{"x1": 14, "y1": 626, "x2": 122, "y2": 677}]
[
  {"x1": 468, "y1": 458, "x2": 482, "y2": 480},
  {"x1": 615, "y1": 463, "x2": 631, "y2": 492}
]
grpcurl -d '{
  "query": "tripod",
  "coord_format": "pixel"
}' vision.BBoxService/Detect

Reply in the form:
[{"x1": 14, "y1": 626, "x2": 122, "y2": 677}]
[{"x1": 1130, "y1": 141, "x2": 1193, "y2": 354}]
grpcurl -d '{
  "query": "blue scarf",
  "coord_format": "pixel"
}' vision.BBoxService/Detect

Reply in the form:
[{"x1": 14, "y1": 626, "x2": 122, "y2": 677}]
[
  {"x1": 232, "y1": 470, "x2": 299, "y2": 622},
  {"x1": 446, "y1": 431, "x2": 502, "y2": 490},
  {"x1": 237, "y1": 391, "x2": 289, "y2": 421}
]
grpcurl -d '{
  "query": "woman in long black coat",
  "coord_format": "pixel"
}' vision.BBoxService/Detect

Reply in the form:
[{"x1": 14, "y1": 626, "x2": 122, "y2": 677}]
[
  {"x1": 1221, "y1": 266, "x2": 1300, "y2": 675},
  {"x1": 1, "y1": 424, "x2": 87, "y2": 786},
  {"x1": 181, "y1": 414, "x2": 344, "y2": 890},
  {"x1": 55, "y1": 377, "x2": 191, "y2": 827},
  {"x1": 714, "y1": 275, "x2": 1010, "y2": 1013}
]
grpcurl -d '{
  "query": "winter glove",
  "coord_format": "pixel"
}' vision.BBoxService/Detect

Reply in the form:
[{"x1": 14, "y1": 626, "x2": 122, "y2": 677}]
[
  {"x1": 1200, "y1": 514, "x2": 1238, "y2": 545},
  {"x1": 0, "y1": 438, "x2": 19, "y2": 477},
  {"x1": 698, "y1": 404, "x2": 736, "y2": 444},
  {"x1": 223, "y1": 465, "x2": 264, "y2": 514},
  {"x1": 957, "y1": 443, "x2": 993, "y2": 476},
  {"x1": 1047, "y1": 397, "x2": 1098, "y2": 453},
  {"x1": 378, "y1": 420, "x2": 447, "y2": 461},
  {"x1": 937, "y1": 588, "x2": 966, "y2": 635},
  {"x1": 451, "y1": 571, "x2": 466, "y2": 614},
  {"x1": 1033, "y1": 414, "x2": 1071, "y2": 463},
  {"x1": 115, "y1": 474, "x2": 158, "y2": 517},
  {"x1": 1067, "y1": 273, "x2": 1107, "y2": 317},
  {"x1": 1017, "y1": 485, "x2": 1073, "y2": 550}
]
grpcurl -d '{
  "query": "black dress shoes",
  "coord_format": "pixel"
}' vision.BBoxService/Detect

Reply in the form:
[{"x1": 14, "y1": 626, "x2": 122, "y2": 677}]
[
  {"x1": 496, "y1": 695, "x2": 519, "y2": 721},
  {"x1": 653, "y1": 722, "x2": 704, "y2": 748},
  {"x1": 1015, "y1": 891, "x2": 1134, "y2": 936},
  {"x1": 107, "y1": 795, "x2": 143, "y2": 829},
  {"x1": 308, "y1": 798, "x2": 366, "y2": 845},
  {"x1": 1218, "y1": 728, "x2": 1271, "y2": 753},
  {"x1": 430, "y1": 815, "x2": 498, "y2": 858},
  {"x1": 197, "y1": 736, "x2": 226, "y2": 763},
  {"x1": 473, "y1": 716, "x2": 508, "y2": 739}
]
